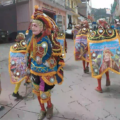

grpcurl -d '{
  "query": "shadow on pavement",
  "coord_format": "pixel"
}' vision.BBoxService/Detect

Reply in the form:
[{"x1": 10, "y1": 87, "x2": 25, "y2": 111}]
[{"x1": 102, "y1": 84, "x2": 120, "y2": 99}]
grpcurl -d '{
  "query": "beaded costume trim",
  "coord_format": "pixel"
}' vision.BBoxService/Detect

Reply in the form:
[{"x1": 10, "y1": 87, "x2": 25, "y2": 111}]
[{"x1": 88, "y1": 29, "x2": 116, "y2": 41}]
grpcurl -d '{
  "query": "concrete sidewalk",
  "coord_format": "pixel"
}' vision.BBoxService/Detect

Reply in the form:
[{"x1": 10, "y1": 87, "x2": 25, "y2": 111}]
[{"x1": 0, "y1": 39, "x2": 120, "y2": 120}]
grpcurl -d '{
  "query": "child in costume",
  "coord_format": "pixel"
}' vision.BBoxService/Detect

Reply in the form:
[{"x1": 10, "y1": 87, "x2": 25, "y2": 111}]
[
  {"x1": 74, "y1": 20, "x2": 90, "y2": 73},
  {"x1": 26, "y1": 6, "x2": 64, "y2": 120},
  {"x1": 9, "y1": 33, "x2": 30, "y2": 99},
  {"x1": 86, "y1": 18, "x2": 120, "y2": 93}
]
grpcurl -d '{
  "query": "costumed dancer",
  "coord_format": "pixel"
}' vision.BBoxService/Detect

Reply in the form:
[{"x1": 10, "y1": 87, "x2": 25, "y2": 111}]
[
  {"x1": 86, "y1": 18, "x2": 120, "y2": 93},
  {"x1": 8, "y1": 33, "x2": 30, "y2": 99},
  {"x1": 26, "y1": 6, "x2": 64, "y2": 120},
  {"x1": 74, "y1": 20, "x2": 90, "y2": 73}
]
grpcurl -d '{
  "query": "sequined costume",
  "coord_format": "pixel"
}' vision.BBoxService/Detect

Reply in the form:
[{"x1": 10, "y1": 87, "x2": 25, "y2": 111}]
[
  {"x1": 8, "y1": 33, "x2": 30, "y2": 99},
  {"x1": 26, "y1": 6, "x2": 64, "y2": 120},
  {"x1": 74, "y1": 20, "x2": 90, "y2": 73},
  {"x1": 87, "y1": 18, "x2": 120, "y2": 93},
  {"x1": 57, "y1": 31, "x2": 67, "y2": 58}
]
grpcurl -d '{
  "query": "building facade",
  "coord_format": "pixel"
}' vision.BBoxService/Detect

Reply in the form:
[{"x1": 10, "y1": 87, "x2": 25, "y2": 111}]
[
  {"x1": 0, "y1": 0, "x2": 82, "y2": 36},
  {"x1": 78, "y1": 0, "x2": 92, "y2": 21},
  {"x1": 65, "y1": 0, "x2": 80, "y2": 29},
  {"x1": 37, "y1": 0, "x2": 67, "y2": 31},
  {"x1": 0, "y1": 0, "x2": 67, "y2": 34}
]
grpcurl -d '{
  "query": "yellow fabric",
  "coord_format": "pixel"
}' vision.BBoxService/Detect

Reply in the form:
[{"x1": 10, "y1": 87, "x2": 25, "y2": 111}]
[
  {"x1": 40, "y1": 91, "x2": 51, "y2": 104},
  {"x1": 32, "y1": 82, "x2": 40, "y2": 96},
  {"x1": 30, "y1": 70, "x2": 56, "y2": 76},
  {"x1": 32, "y1": 82, "x2": 51, "y2": 103},
  {"x1": 14, "y1": 82, "x2": 21, "y2": 94}
]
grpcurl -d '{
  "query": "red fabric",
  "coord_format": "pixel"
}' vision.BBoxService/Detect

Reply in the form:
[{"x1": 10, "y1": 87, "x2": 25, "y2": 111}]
[
  {"x1": 38, "y1": 96, "x2": 45, "y2": 111},
  {"x1": 105, "y1": 71, "x2": 110, "y2": 80},
  {"x1": 87, "y1": 62, "x2": 89, "y2": 67},
  {"x1": 96, "y1": 78, "x2": 102, "y2": 91},
  {"x1": 47, "y1": 98, "x2": 52, "y2": 108},
  {"x1": 82, "y1": 60, "x2": 86, "y2": 70},
  {"x1": 85, "y1": 46, "x2": 88, "y2": 51}
]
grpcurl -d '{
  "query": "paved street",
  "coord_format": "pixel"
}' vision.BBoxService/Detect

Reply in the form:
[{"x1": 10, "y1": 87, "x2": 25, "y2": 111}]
[{"x1": 0, "y1": 39, "x2": 120, "y2": 120}]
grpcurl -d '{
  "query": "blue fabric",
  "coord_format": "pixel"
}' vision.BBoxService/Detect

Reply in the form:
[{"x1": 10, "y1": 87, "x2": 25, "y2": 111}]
[
  {"x1": 55, "y1": 64, "x2": 63, "y2": 84},
  {"x1": 54, "y1": 15, "x2": 56, "y2": 23},
  {"x1": 92, "y1": 22, "x2": 97, "y2": 24},
  {"x1": 29, "y1": 36, "x2": 58, "y2": 73},
  {"x1": 110, "y1": 25, "x2": 114, "y2": 29}
]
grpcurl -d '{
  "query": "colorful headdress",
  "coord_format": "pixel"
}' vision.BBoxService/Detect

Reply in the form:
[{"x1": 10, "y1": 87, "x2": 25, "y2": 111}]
[
  {"x1": 26, "y1": 5, "x2": 52, "y2": 35},
  {"x1": 97, "y1": 18, "x2": 108, "y2": 29},
  {"x1": 81, "y1": 20, "x2": 89, "y2": 28},
  {"x1": 45, "y1": 14, "x2": 59, "y2": 32}
]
